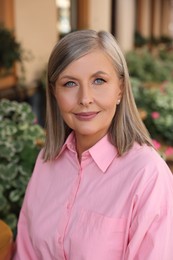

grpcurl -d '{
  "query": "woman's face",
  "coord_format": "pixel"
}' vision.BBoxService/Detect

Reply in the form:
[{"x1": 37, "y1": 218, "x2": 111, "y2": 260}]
[{"x1": 55, "y1": 49, "x2": 122, "y2": 147}]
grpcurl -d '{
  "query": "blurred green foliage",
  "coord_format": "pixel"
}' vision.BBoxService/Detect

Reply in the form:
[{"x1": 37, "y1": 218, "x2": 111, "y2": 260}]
[
  {"x1": 126, "y1": 48, "x2": 173, "y2": 83},
  {"x1": 131, "y1": 78, "x2": 173, "y2": 145},
  {"x1": 127, "y1": 46, "x2": 173, "y2": 146},
  {"x1": 0, "y1": 99, "x2": 45, "y2": 235}
]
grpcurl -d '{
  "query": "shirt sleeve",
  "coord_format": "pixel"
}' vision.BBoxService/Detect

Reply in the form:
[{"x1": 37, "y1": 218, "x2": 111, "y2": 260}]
[
  {"x1": 125, "y1": 163, "x2": 173, "y2": 260},
  {"x1": 13, "y1": 152, "x2": 43, "y2": 260},
  {"x1": 13, "y1": 203, "x2": 38, "y2": 260}
]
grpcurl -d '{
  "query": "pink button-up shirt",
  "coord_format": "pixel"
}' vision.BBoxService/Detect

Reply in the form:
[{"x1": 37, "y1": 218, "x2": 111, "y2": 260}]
[{"x1": 14, "y1": 132, "x2": 173, "y2": 260}]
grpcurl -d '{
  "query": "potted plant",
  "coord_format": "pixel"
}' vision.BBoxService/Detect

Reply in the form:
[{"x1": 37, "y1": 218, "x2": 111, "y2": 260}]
[
  {"x1": 0, "y1": 25, "x2": 22, "y2": 90},
  {"x1": 0, "y1": 99, "x2": 45, "y2": 235}
]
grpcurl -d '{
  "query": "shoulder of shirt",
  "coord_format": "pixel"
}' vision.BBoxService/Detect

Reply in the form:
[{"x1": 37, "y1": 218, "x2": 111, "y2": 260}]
[
  {"x1": 35, "y1": 148, "x2": 45, "y2": 163},
  {"x1": 126, "y1": 143, "x2": 162, "y2": 162},
  {"x1": 122, "y1": 142, "x2": 171, "y2": 177}
]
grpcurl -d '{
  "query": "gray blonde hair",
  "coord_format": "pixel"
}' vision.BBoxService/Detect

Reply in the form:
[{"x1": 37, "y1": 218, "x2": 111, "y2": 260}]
[{"x1": 43, "y1": 29, "x2": 152, "y2": 161}]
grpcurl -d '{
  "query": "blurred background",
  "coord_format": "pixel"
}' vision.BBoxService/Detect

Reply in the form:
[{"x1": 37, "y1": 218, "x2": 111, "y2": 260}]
[
  {"x1": 1, "y1": 0, "x2": 173, "y2": 97},
  {"x1": 0, "y1": 0, "x2": 173, "y2": 249}
]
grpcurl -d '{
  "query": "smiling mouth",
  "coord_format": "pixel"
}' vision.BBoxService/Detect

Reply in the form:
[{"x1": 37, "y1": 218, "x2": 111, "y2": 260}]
[{"x1": 74, "y1": 112, "x2": 99, "y2": 121}]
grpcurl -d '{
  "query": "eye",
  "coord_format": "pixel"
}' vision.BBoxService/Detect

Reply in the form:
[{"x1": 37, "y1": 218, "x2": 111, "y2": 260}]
[
  {"x1": 94, "y1": 78, "x2": 106, "y2": 85},
  {"x1": 64, "y1": 81, "x2": 76, "y2": 87}
]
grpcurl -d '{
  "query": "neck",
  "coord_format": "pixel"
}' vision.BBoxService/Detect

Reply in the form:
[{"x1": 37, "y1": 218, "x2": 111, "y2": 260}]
[
  {"x1": 75, "y1": 135, "x2": 92, "y2": 160},
  {"x1": 74, "y1": 132, "x2": 107, "y2": 160}
]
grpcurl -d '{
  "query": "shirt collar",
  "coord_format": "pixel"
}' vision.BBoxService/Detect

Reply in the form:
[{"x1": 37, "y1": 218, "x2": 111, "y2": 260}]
[
  {"x1": 57, "y1": 132, "x2": 118, "y2": 173},
  {"x1": 55, "y1": 132, "x2": 76, "y2": 159},
  {"x1": 88, "y1": 134, "x2": 118, "y2": 173}
]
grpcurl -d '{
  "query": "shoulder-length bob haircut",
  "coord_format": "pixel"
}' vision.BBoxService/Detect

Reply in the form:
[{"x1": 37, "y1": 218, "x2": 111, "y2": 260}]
[{"x1": 43, "y1": 29, "x2": 152, "y2": 161}]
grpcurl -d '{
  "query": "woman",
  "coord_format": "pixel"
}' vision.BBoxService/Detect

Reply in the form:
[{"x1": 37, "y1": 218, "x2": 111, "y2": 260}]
[{"x1": 14, "y1": 30, "x2": 173, "y2": 260}]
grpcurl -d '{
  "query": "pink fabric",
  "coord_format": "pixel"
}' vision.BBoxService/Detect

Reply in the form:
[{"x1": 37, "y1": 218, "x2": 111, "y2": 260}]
[{"x1": 14, "y1": 132, "x2": 173, "y2": 260}]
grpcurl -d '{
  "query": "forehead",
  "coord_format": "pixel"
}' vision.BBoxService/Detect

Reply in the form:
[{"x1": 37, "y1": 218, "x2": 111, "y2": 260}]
[{"x1": 59, "y1": 49, "x2": 116, "y2": 75}]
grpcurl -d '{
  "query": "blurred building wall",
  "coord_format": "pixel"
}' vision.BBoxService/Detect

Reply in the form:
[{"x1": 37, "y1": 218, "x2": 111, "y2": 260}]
[
  {"x1": 136, "y1": 0, "x2": 173, "y2": 39},
  {"x1": 115, "y1": 0, "x2": 135, "y2": 51},
  {"x1": 88, "y1": 0, "x2": 111, "y2": 31},
  {"x1": 14, "y1": 0, "x2": 57, "y2": 86}
]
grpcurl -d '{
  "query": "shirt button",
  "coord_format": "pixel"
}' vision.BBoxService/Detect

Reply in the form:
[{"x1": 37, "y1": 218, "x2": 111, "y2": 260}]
[
  {"x1": 58, "y1": 237, "x2": 62, "y2": 244},
  {"x1": 67, "y1": 203, "x2": 71, "y2": 209}
]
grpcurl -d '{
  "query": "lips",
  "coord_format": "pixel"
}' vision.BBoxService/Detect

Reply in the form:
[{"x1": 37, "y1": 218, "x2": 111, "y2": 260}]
[{"x1": 74, "y1": 112, "x2": 99, "y2": 121}]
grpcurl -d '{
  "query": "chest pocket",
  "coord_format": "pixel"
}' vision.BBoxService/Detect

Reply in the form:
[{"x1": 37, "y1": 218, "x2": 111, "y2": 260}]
[{"x1": 69, "y1": 209, "x2": 127, "y2": 260}]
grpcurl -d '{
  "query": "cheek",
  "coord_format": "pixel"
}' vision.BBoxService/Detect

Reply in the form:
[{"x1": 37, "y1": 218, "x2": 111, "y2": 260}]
[
  {"x1": 109, "y1": 103, "x2": 117, "y2": 117},
  {"x1": 97, "y1": 84, "x2": 121, "y2": 102},
  {"x1": 98, "y1": 92, "x2": 118, "y2": 110},
  {"x1": 55, "y1": 93, "x2": 75, "y2": 112}
]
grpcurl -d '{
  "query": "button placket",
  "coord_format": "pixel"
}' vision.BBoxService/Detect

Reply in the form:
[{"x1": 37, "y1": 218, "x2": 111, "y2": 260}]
[
  {"x1": 66, "y1": 172, "x2": 82, "y2": 213},
  {"x1": 58, "y1": 167, "x2": 83, "y2": 253}
]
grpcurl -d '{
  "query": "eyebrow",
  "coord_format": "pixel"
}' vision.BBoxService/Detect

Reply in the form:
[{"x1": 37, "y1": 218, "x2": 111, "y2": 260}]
[
  {"x1": 59, "y1": 70, "x2": 109, "y2": 81},
  {"x1": 58, "y1": 75, "x2": 78, "y2": 81},
  {"x1": 92, "y1": 71, "x2": 109, "y2": 77}
]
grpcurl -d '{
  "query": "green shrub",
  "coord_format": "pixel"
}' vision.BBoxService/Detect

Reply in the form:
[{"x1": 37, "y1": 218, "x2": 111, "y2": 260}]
[
  {"x1": 132, "y1": 79, "x2": 173, "y2": 145},
  {"x1": 126, "y1": 49, "x2": 173, "y2": 83},
  {"x1": 0, "y1": 99, "x2": 45, "y2": 235}
]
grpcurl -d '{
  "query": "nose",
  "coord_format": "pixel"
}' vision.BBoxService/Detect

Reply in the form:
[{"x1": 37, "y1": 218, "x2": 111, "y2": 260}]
[{"x1": 79, "y1": 84, "x2": 93, "y2": 106}]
